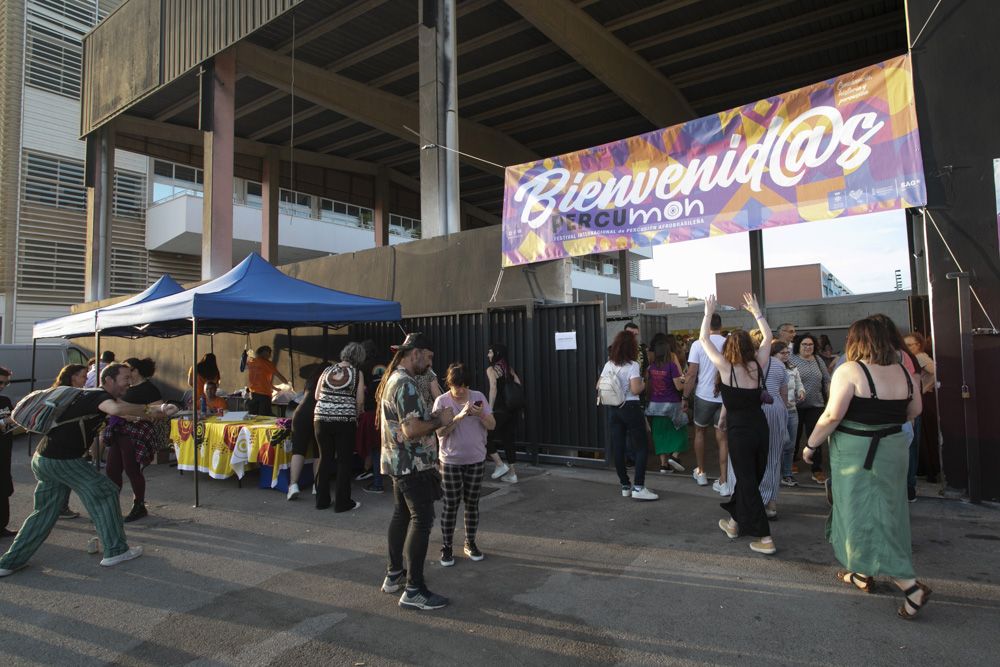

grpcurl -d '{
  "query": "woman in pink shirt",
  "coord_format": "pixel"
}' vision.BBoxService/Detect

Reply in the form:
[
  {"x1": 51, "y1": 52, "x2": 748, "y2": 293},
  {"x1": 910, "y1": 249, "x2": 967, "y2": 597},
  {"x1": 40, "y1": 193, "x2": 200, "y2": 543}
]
[{"x1": 433, "y1": 363, "x2": 496, "y2": 567}]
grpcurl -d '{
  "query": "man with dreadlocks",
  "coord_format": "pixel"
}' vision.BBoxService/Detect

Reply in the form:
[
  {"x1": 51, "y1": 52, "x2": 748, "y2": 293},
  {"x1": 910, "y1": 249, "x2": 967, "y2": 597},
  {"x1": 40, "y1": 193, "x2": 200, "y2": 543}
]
[{"x1": 375, "y1": 333, "x2": 454, "y2": 610}]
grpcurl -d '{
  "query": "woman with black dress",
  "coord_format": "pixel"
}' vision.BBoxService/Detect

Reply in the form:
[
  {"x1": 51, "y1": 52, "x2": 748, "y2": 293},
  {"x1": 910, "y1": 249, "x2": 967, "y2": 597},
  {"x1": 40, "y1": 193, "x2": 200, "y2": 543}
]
[{"x1": 699, "y1": 293, "x2": 776, "y2": 555}]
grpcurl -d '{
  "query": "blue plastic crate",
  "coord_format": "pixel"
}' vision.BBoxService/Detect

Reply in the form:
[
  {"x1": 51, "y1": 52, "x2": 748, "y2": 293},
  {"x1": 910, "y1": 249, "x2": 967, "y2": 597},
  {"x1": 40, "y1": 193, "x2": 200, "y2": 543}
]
[{"x1": 258, "y1": 462, "x2": 313, "y2": 493}]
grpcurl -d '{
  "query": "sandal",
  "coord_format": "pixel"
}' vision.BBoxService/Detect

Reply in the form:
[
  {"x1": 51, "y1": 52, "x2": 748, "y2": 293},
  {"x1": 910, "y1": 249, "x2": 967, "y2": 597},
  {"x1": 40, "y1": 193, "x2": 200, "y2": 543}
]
[
  {"x1": 836, "y1": 570, "x2": 874, "y2": 594},
  {"x1": 897, "y1": 581, "x2": 931, "y2": 620}
]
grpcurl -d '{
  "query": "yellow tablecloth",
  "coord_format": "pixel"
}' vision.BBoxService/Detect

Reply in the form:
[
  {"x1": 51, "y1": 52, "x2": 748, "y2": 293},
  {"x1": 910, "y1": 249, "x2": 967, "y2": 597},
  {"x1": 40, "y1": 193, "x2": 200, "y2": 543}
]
[{"x1": 169, "y1": 416, "x2": 300, "y2": 487}]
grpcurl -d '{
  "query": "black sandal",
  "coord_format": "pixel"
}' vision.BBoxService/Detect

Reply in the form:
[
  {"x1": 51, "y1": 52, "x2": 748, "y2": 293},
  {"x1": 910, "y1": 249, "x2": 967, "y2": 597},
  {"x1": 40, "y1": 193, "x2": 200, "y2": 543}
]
[
  {"x1": 836, "y1": 570, "x2": 874, "y2": 594},
  {"x1": 897, "y1": 581, "x2": 931, "y2": 619}
]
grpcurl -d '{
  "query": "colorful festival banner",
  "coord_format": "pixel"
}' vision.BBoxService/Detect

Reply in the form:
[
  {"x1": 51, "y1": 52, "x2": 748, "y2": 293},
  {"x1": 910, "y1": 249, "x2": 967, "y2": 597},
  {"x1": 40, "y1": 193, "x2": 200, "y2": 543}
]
[{"x1": 501, "y1": 55, "x2": 927, "y2": 267}]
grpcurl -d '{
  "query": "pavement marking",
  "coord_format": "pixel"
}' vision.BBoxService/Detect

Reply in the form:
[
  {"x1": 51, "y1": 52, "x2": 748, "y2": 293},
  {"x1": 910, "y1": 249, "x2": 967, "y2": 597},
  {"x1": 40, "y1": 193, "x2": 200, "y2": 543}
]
[{"x1": 183, "y1": 612, "x2": 346, "y2": 667}]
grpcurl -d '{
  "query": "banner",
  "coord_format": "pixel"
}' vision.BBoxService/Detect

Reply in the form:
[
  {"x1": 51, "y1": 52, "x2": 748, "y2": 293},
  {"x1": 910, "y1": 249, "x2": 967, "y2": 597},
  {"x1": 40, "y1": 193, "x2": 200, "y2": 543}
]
[{"x1": 501, "y1": 55, "x2": 927, "y2": 267}]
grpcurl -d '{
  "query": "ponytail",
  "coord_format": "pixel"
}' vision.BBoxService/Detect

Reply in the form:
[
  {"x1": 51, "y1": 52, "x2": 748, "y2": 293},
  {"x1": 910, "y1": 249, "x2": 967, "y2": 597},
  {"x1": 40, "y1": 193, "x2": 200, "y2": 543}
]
[{"x1": 374, "y1": 348, "x2": 407, "y2": 424}]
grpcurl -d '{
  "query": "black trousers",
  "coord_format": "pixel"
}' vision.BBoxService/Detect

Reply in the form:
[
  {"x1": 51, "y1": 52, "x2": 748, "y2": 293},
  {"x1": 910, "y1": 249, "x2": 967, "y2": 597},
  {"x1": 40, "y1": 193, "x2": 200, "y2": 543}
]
[
  {"x1": 797, "y1": 406, "x2": 824, "y2": 472},
  {"x1": 247, "y1": 392, "x2": 273, "y2": 416},
  {"x1": 387, "y1": 470, "x2": 438, "y2": 590},
  {"x1": 720, "y1": 413, "x2": 770, "y2": 538},
  {"x1": 314, "y1": 420, "x2": 356, "y2": 512}
]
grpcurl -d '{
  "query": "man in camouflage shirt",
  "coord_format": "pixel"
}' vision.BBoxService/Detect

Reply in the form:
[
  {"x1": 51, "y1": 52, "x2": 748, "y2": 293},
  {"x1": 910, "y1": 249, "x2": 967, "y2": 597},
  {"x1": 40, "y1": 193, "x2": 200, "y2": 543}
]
[{"x1": 378, "y1": 333, "x2": 453, "y2": 610}]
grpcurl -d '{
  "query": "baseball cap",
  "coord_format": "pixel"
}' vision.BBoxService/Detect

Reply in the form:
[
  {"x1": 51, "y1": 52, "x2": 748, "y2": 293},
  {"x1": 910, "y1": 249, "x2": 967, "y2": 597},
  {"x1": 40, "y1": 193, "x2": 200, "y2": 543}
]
[{"x1": 393, "y1": 332, "x2": 433, "y2": 352}]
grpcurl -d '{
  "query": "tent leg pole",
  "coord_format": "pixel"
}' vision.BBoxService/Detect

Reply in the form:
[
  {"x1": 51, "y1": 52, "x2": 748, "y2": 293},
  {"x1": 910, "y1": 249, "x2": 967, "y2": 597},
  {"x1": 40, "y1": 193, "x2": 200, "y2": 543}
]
[
  {"x1": 287, "y1": 327, "x2": 294, "y2": 387},
  {"x1": 94, "y1": 332, "x2": 101, "y2": 470},
  {"x1": 192, "y1": 319, "x2": 200, "y2": 508},
  {"x1": 27, "y1": 339, "x2": 37, "y2": 457}
]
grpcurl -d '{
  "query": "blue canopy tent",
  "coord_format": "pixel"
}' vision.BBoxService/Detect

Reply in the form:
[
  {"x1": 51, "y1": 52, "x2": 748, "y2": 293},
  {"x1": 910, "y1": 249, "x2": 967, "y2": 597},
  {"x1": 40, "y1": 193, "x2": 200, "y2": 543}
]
[
  {"x1": 97, "y1": 252, "x2": 401, "y2": 337},
  {"x1": 32, "y1": 274, "x2": 185, "y2": 340},
  {"x1": 89, "y1": 253, "x2": 402, "y2": 506},
  {"x1": 25, "y1": 274, "x2": 186, "y2": 460}
]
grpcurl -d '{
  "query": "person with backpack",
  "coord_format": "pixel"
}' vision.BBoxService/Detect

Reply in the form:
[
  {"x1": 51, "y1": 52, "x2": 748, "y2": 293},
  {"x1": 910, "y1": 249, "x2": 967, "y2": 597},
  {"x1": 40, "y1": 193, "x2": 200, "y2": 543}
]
[
  {"x1": 486, "y1": 343, "x2": 523, "y2": 484},
  {"x1": 597, "y1": 331, "x2": 658, "y2": 501},
  {"x1": 0, "y1": 363, "x2": 178, "y2": 577}
]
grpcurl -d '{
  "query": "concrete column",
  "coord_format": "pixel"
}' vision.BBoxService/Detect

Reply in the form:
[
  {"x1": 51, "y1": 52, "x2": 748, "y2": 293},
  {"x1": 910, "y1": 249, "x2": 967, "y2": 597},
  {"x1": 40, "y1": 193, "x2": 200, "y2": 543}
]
[
  {"x1": 418, "y1": 0, "x2": 460, "y2": 239},
  {"x1": 618, "y1": 250, "x2": 631, "y2": 315},
  {"x1": 84, "y1": 125, "x2": 114, "y2": 302},
  {"x1": 373, "y1": 166, "x2": 390, "y2": 247},
  {"x1": 261, "y1": 147, "x2": 280, "y2": 262},
  {"x1": 200, "y1": 50, "x2": 236, "y2": 278}
]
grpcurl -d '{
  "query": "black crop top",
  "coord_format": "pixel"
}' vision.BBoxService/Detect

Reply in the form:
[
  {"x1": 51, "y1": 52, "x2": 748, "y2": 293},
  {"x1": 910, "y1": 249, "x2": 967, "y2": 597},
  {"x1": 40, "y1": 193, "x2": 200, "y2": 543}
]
[{"x1": 842, "y1": 362, "x2": 911, "y2": 426}]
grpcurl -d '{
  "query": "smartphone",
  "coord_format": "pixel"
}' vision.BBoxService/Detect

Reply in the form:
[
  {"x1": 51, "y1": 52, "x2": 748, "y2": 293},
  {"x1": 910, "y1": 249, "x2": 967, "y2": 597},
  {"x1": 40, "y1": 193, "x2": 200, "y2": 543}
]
[{"x1": 474, "y1": 400, "x2": 483, "y2": 407}]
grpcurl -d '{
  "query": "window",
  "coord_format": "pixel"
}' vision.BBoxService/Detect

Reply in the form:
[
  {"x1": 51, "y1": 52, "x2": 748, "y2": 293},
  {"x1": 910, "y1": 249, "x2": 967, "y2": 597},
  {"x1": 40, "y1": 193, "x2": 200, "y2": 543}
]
[
  {"x1": 245, "y1": 181, "x2": 263, "y2": 209},
  {"x1": 114, "y1": 170, "x2": 145, "y2": 219},
  {"x1": 24, "y1": 21, "x2": 83, "y2": 98},
  {"x1": 389, "y1": 213, "x2": 422, "y2": 239},
  {"x1": 151, "y1": 159, "x2": 203, "y2": 203},
  {"x1": 319, "y1": 197, "x2": 374, "y2": 229},
  {"x1": 279, "y1": 189, "x2": 313, "y2": 217},
  {"x1": 32, "y1": 1, "x2": 102, "y2": 27},
  {"x1": 23, "y1": 152, "x2": 86, "y2": 211}
]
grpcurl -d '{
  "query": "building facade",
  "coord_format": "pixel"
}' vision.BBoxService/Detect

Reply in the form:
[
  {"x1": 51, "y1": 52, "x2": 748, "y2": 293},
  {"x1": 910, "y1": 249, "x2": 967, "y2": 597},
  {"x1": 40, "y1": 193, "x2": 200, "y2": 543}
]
[{"x1": 715, "y1": 263, "x2": 853, "y2": 308}]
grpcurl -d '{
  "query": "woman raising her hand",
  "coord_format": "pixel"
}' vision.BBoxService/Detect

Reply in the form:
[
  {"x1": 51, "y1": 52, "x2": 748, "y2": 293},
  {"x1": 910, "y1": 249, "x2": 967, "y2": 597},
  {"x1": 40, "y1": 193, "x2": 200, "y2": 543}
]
[{"x1": 699, "y1": 293, "x2": 776, "y2": 555}]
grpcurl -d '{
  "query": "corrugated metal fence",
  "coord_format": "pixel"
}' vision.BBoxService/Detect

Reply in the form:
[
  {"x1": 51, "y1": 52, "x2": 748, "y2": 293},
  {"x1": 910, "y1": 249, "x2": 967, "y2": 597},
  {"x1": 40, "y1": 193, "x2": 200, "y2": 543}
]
[{"x1": 352, "y1": 301, "x2": 612, "y2": 466}]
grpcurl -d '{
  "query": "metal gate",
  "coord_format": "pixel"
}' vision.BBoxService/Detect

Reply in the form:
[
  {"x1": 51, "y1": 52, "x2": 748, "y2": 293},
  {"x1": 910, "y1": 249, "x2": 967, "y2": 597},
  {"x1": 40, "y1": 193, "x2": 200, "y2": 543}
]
[{"x1": 351, "y1": 300, "x2": 610, "y2": 466}]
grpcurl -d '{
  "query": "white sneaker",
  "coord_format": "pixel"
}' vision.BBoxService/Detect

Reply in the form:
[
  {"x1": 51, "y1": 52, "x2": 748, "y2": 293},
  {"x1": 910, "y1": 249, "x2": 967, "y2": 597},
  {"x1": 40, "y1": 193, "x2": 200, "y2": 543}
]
[
  {"x1": 312, "y1": 485, "x2": 317, "y2": 495},
  {"x1": 100, "y1": 546, "x2": 143, "y2": 567},
  {"x1": 667, "y1": 458, "x2": 685, "y2": 473},
  {"x1": 631, "y1": 487, "x2": 659, "y2": 501},
  {"x1": 287, "y1": 483, "x2": 300, "y2": 501},
  {"x1": 491, "y1": 463, "x2": 510, "y2": 479},
  {"x1": 621, "y1": 484, "x2": 632, "y2": 497},
  {"x1": 713, "y1": 480, "x2": 732, "y2": 496},
  {"x1": 692, "y1": 468, "x2": 708, "y2": 486},
  {"x1": 501, "y1": 472, "x2": 518, "y2": 483},
  {"x1": 0, "y1": 564, "x2": 27, "y2": 578}
]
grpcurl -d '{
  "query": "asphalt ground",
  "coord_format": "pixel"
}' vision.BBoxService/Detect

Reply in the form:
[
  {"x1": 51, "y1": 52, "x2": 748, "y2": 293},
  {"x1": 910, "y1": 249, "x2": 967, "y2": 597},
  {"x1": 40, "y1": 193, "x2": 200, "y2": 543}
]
[{"x1": 1, "y1": 436, "x2": 998, "y2": 666}]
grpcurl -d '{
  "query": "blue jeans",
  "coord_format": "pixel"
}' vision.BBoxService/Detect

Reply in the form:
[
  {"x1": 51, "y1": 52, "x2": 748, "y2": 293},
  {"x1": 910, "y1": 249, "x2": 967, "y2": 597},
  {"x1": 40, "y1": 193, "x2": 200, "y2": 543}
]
[
  {"x1": 608, "y1": 401, "x2": 648, "y2": 488},
  {"x1": 905, "y1": 417, "x2": 920, "y2": 492},
  {"x1": 782, "y1": 409, "x2": 799, "y2": 477}
]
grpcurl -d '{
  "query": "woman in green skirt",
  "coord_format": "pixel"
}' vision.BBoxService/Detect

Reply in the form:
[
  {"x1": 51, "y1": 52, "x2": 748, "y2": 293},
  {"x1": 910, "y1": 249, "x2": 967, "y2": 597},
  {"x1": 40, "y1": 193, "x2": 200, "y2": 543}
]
[
  {"x1": 645, "y1": 336, "x2": 688, "y2": 474},
  {"x1": 803, "y1": 317, "x2": 930, "y2": 619}
]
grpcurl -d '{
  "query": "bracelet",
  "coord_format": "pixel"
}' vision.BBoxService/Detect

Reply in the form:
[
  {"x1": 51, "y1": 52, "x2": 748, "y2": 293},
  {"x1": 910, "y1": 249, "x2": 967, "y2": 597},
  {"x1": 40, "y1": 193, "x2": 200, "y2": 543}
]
[{"x1": 804, "y1": 444, "x2": 816, "y2": 451}]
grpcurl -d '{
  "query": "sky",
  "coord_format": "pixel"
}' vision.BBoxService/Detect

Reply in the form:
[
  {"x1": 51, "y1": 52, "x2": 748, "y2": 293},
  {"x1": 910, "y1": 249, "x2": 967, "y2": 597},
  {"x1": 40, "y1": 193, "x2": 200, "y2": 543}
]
[{"x1": 638, "y1": 209, "x2": 911, "y2": 300}]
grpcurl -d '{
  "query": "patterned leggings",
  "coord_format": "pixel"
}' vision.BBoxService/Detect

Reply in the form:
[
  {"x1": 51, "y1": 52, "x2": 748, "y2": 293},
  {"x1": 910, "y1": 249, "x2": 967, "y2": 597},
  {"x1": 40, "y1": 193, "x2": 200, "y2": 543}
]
[{"x1": 440, "y1": 461, "x2": 485, "y2": 548}]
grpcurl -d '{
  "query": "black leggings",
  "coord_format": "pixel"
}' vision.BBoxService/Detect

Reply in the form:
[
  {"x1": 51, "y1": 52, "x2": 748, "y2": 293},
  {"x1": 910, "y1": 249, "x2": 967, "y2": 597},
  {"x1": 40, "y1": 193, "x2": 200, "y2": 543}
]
[
  {"x1": 314, "y1": 420, "x2": 356, "y2": 511},
  {"x1": 487, "y1": 411, "x2": 517, "y2": 464}
]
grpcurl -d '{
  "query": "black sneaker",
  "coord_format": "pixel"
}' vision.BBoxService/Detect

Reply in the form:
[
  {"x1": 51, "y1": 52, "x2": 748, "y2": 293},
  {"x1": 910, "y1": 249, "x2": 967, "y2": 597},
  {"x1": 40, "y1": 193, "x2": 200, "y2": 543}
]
[
  {"x1": 440, "y1": 546, "x2": 455, "y2": 567},
  {"x1": 354, "y1": 471, "x2": 374, "y2": 481},
  {"x1": 123, "y1": 502, "x2": 147, "y2": 523},
  {"x1": 381, "y1": 569, "x2": 407, "y2": 593},
  {"x1": 463, "y1": 542, "x2": 484, "y2": 561},
  {"x1": 399, "y1": 587, "x2": 449, "y2": 610},
  {"x1": 58, "y1": 507, "x2": 80, "y2": 520},
  {"x1": 363, "y1": 483, "x2": 384, "y2": 494}
]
